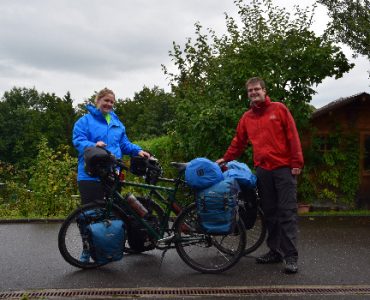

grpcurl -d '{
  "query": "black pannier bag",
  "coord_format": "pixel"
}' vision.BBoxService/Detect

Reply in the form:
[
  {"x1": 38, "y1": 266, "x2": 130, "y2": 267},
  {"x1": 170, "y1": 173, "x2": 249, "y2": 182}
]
[
  {"x1": 238, "y1": 187, "x2": 258, "y2": 229},
  {"x1": 126, "y1": 196, "x2": 160, "y2": 253},
  {"x1": 84, "y1": 147, "x2": 115, "y2": 178},
  {"x1": 130, "y1": 155, "x2": 162, "y2": 184},
  {"x1": 129, "y1": 156, "x2": 148, "y2": 176}
]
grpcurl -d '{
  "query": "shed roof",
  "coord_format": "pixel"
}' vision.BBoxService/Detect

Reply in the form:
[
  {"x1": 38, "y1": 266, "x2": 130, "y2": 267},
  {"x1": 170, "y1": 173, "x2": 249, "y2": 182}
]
[{"x1": 311, "y1": 92, "x2": 370, "y2": 119}]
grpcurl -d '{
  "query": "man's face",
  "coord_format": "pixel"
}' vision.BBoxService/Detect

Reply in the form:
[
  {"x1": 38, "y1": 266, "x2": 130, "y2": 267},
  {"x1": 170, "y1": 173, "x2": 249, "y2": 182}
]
[
  {"x1": 247, "y1": 82, "x2": 266, "y2": 104},
  {"x1": 96, "y1": 94, "x2": 115, "y2": 114}
]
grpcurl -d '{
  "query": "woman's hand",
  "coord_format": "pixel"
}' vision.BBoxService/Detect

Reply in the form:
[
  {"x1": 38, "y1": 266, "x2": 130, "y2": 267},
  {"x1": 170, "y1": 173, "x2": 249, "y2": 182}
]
[
  {"x1": 95, "y1": 141, "x2": 107, "y2": 147},
  {"x1": 138, "y1": 150, "x2": 151, "y2": 158}
]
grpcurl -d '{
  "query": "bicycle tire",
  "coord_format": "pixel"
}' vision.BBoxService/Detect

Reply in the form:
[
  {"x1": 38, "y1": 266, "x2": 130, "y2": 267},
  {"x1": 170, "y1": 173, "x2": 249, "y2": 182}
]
[
  {"x1": 58, "y1": 202, "x2": 126, "y2": 269},
  {"x1": 244, "y1": 207, "x2": 266, "y2": 255},
  {"x1": 173, "y1": 203, "x2": 246, "y2": 274}
]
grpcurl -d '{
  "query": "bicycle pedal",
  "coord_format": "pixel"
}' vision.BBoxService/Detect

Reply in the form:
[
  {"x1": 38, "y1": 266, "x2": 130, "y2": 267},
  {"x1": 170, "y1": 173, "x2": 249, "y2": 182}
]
[{"x1": 157, "y1": 234, "x2": 175, "y2": 244}]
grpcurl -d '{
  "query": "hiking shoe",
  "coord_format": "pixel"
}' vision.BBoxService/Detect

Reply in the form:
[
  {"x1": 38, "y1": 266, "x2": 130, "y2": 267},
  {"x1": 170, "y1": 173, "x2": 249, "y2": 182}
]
[
  {"x1": 256, "y1": 251, "x2": 283, "y2": 264},
  {"x1": 284, "y1": 256, "x2": 298, "y2": 274},
  {"x1": 80, "y1": 249, "x2": 90, "y2": 263}
]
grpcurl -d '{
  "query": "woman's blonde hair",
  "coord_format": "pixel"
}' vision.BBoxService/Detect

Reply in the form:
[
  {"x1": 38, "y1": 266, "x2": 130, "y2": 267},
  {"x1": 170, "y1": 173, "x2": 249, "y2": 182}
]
[{"x1": 95, "y1": 88, "x2": 115, "y2": 103}]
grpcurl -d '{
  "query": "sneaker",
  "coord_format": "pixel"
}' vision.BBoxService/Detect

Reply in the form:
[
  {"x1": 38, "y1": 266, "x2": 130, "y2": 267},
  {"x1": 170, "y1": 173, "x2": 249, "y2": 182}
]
[
  {"x1": 80, "y1": 249, "x2": 90, "y2": 263},
  {"x1": 284, "y1": 256, "x2": 298, "y2": 274},
  {"x1": 256, "y1": 250, "x2": 283, "y2": 264}
]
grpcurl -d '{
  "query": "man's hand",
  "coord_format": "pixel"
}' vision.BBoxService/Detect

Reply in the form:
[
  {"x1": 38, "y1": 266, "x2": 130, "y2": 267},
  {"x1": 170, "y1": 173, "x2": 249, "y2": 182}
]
[
  {"x1": 291, "y1": 168, "x2": 301, "y2": 175},
  {"x1": 216, "y1": 158, "x2": 225, "y2": 165}
]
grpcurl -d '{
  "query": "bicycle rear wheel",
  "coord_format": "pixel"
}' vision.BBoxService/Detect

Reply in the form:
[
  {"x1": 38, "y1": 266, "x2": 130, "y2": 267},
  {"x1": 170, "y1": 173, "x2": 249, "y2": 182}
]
[
  {"x1": 244, "y1": 207, "x2": 266, "y2": 255},
  {"x1": 58, "y1": 202, "x2": 125, "y2": 269},
  {"x1": 173, "y1": 203, "x2": 246, "y2": 274}
]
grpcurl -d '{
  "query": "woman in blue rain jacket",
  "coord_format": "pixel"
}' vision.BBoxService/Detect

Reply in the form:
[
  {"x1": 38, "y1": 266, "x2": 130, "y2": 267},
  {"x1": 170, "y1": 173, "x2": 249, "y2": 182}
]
[{"x1": 72, "y1": 87, "x2": 150, "y2": 205}]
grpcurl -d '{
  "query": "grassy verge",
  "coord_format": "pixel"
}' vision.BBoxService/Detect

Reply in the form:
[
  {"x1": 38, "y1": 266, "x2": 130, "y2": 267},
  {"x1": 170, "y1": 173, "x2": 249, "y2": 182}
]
[
  {"x1": 1, "y1": 210, "x2": 370, "y2": 221},
  {"x1": 299, "y1": 210, "x2": 370, "y2": 216},
  {"x1": 0, "y1": 211, "x2": 67, "y2": 221}
]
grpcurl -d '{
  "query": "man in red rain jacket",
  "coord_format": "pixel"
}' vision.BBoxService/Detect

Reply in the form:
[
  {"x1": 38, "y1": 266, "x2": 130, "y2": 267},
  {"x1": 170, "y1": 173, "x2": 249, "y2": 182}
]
[{"x1": 217, "y1": 77, "x2": 304, "y2": 274}]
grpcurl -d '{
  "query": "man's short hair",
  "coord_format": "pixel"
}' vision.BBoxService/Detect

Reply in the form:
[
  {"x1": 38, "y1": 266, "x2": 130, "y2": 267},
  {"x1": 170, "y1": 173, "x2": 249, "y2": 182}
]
[{"x1": 246, "y1": 77, "x2": 266, "y2": 90}]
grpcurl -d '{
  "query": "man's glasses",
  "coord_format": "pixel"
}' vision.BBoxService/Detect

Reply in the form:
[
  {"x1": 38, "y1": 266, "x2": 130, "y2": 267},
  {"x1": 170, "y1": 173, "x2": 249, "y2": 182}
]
[{"x1": 247, "y1": 87, "x2": 262, "y2": 93}]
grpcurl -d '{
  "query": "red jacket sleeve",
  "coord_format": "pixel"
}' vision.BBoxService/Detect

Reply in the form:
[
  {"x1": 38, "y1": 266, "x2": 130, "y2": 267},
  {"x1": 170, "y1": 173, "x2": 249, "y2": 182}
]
[
  {"x1": 223, "y1": 114, "x2": 249, "y2": 162},
  {"x1": 282, "y1": 106, "x2": 304, "y2": 168}
]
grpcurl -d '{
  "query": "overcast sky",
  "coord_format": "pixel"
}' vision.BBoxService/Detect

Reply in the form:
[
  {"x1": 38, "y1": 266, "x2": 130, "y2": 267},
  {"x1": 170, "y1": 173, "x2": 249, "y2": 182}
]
[{"x1": 0, "y1": 0, "x2": 369, "y2": 109}]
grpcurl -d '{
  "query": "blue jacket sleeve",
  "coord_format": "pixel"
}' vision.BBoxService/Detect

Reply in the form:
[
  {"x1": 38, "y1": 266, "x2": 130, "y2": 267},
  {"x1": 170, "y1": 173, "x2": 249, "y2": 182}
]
[
  {"x1": 119, "y1": 124, "x2": 142, "y2": 156},
  {"x1": 72, "y1": 116, "x2": 96, "y2": 155}
]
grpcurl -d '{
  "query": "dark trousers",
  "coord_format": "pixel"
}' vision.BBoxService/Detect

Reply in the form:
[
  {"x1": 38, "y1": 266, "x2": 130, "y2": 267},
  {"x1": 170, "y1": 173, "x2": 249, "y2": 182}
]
[
  {"x1": 78, "y1": 180, "x2": 105, "y2": 205},
  {"x1": 256, "y1": 167, "x2": 298, "y2": 259}
]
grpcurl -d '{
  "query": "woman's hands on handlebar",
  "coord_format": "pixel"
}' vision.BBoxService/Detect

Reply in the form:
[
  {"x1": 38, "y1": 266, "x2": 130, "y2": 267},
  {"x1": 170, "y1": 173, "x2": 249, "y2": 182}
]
[{"x1": 138, "y1": 150, "x2": 151, "y2": 159}]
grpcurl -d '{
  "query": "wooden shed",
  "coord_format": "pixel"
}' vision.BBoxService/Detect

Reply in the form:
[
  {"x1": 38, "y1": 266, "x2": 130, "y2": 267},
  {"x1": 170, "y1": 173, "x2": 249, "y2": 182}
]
[{"x1": 302, "y1": 92, "x2": 370, "y2": 208}]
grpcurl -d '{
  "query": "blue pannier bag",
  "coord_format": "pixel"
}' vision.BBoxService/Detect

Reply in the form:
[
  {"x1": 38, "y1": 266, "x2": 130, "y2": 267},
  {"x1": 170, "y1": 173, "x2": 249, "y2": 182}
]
[
  {"x1": 77, "y1": 209, "x2": 125, "y2": 264},
  {"x1": 196, "y1": 178, "x2": 240, "y2": 234},
  {"x1": 185, "y1": 157, "x2": 224, "y2": 190},
  {"x1": 223, "y1": 160, "x2": 257, "y2": 189},
  {"x1": 77, "y1": 209, "x2": 114, "y2": 236},
  {"x1": 87, "y1": 219, "x2": 125, "y2": 264}
]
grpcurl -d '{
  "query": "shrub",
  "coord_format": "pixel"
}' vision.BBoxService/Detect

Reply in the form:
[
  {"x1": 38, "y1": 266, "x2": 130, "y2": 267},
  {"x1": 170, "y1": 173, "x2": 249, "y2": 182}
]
[
  {"x1": 28, "y1": 138, "x2": 78, "y2": 217},
  {"x1": 0, "y1": 138, "x2": 78, "y2": 218}
]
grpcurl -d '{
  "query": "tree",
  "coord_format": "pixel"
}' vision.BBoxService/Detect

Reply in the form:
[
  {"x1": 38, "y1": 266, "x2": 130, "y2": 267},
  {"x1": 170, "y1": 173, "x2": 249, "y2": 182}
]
[
  {"x1": 75, "y1": 94, "x2": 96, "y2": 118},
  {"x1": 162, "y1": 0, "x2": 354, "y2": 159},
  {"x1": 0, "y1": 87, "x2": 76, "y2": 167},
  {"x1": 71, "y1": 86, "x2": 175, "y2": 142},
  {"x1": 114, "y1": 86, "x2": 176, "y2": 141},
  {"x1": 318, "y1": 0, "x2": 370, "y2": 59},
  {"x1": 37, "y1": 91, "x2": 77, "y2": 151},
  {"x1": 0, "y1": 88, "x2": 42, "y2": 166}
]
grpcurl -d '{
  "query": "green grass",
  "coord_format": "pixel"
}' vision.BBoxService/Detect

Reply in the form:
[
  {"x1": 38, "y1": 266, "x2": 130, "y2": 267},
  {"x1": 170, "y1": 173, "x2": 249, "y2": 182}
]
[
  {"x1": 299, "y1": 209, "x2": 370, "y2": 216},
  {"x1": 0, "y1": 216, "x2": 65, "y2": 222},
  {"x1": 0, "y1": 209, "x2": 67, "y2": 220},
  {"x1": 1, "y1": 209, "x2": 370, "y2": 220}
]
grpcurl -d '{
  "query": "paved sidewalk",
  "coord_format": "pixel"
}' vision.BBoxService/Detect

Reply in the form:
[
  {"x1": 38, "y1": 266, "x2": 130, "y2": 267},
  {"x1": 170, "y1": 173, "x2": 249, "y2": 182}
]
[{"x1": 0, "y1": 217, "x2": 370, "y2": 298}]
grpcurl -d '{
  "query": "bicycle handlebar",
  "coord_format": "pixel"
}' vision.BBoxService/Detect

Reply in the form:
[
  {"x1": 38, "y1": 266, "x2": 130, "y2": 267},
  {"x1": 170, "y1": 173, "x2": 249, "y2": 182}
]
[
  {"x1": 134, "y1": 155, "x2": 162, "y2": 172},
  {"x1": 115, "y1": 158, "x2": 129, "y2": 171}
]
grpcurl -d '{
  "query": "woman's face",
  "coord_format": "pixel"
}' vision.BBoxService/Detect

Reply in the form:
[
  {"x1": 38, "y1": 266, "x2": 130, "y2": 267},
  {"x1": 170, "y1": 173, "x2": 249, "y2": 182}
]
[{"x1": 96, "y1": 93, "x2": 115, "y2": 114}]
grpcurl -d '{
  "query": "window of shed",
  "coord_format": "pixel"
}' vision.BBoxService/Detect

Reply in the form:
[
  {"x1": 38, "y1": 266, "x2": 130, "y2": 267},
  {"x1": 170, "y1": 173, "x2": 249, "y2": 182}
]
[{"x1": 314, "y1": 135, "x2": 338, "y2": 152}]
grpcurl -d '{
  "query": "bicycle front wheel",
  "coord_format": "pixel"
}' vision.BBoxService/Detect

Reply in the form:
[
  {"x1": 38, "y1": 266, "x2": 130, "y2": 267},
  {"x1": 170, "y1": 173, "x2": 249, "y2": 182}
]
[
  {"x1": 173, "y1": 203, "x2": 246, "y2": 274},
  {"x1": 58, "y1": 202, "x2": 125, "y2": 269}
]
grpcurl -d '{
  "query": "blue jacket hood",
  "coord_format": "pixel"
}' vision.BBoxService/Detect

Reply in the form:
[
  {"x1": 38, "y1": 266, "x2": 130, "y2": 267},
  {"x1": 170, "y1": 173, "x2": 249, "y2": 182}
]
[{"x1": 86, "y1": 104, "x2": 120, "y2": 124}]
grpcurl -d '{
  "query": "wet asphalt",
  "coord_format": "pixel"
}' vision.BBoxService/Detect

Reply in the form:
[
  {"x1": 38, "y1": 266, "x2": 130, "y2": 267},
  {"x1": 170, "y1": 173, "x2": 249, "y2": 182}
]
[{"x1": 0, "y1": 216, "x2": 370, "y2": 297}]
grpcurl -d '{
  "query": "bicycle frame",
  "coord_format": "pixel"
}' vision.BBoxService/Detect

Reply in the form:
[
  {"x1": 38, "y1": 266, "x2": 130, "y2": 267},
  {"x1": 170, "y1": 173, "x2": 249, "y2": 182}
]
[{"x1": 101, "y1": 166, "x2": 185, "y2": 245}]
